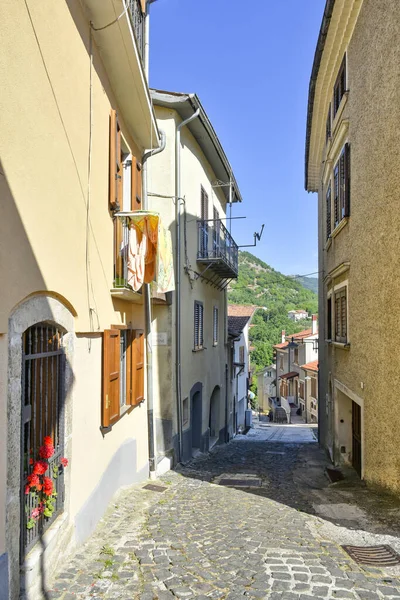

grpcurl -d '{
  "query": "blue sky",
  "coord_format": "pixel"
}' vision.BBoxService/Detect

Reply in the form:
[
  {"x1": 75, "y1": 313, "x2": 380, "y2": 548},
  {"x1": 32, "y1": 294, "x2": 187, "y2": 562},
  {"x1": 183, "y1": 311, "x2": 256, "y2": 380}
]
[{"x1": 149, "y1": 0, "x2": 325, "y2": 277}]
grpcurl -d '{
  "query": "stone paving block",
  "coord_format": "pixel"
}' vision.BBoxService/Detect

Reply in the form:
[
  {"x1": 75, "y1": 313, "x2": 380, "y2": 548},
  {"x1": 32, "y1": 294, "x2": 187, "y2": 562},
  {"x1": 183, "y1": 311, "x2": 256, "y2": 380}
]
[
  {"x1": 355, "y1": 592, "x2": 380, "y2": 600},
  {"x1": 377, "y1": 586, "x2": 400, "y2": 596},
  {"x1": 332, "y1": 590, "x2": 357, "y2": 598}
]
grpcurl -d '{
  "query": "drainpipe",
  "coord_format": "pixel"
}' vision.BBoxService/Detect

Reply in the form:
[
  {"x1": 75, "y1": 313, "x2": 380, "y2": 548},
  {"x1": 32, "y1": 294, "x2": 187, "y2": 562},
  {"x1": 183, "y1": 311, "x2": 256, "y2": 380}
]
[
  {"x1": 176, "y1": 108, "x2": 200, "y2": 462},
  {"x1": 142, "y1": 132, "x2": 166, "y2": 477},
  {"x1": 225, "y1": 363, "x2": 229, "y2": 443}
]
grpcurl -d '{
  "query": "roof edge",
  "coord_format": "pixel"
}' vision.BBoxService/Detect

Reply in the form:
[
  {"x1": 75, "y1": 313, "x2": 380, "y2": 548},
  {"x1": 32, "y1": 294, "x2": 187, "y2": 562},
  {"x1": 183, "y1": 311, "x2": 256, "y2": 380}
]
[
  {"x1": 151, "y1": 89, "x2": 242, "y2": 203},
  {"x1": 304, "y1": 0, "x2": 336, "y2": 191}
]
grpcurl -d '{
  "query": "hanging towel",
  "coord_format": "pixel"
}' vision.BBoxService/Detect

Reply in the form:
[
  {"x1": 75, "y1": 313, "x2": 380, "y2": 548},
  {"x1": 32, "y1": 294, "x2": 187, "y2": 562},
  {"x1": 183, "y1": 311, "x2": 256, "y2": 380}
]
[
  {"x1": 127, "y1": 223, "x2": 147, "y2": 291},
  {"x1": 156, "y1": 225, "x2": 175, "y2": 293}
]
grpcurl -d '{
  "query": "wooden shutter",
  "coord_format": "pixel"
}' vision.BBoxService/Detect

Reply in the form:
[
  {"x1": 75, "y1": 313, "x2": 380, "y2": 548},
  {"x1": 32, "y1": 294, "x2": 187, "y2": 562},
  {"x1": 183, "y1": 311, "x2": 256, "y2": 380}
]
[
  {"x1": 194, "y1": 302, "x2": 203, "y2": 350},
  {"x1": 131, "y1": 330, "x2": 145, "y2": 406},
  {"x1": 326, "y1": 183, "x2": 331, "y2": 239},
  {"x1": 334, "y1": 288, "x2": 347, "y2": 343},
  {"x1": 201, "y1": 187, "x2": 208, "y2": 221},
  {"x1": 327, "y1": 296, "x2": 332, "y2": 339},
  {"x1": 109, "y1": 110, "x2": 122, "y2": 211},
  {"x1": 213, "y1": 307, "x2": 218, "y2": 345},
  {"x1": 311, "y1": 377, "x2": 317, "y2": 398},
  {"x1": 339, "y1": 149, "x2": 346, "y2": 219},
  {"x1": 102, "y1": 329, "x2": 121, "y2": 427},
  {"x1": 333, "y1": 163, "x2": 339, "y2": 226},
  {"x1": 140, "y1": 0, "x2": 146, "y2": 12},
  {"x1": 131, "y1": 157, "x2": 142, "y2": 209},
  {"x1": 344, "y1": 143, "x2": 351, "y2": 217}
]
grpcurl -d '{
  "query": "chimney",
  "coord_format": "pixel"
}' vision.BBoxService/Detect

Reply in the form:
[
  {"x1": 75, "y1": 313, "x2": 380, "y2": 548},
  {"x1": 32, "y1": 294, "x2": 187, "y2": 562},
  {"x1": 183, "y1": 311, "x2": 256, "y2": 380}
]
[
  {"x1": 312, "y1": 315, "x2": 318, "y2": 335},
  {"x1": 281, "y1": 330, "x2": 286, "y2": 343}
]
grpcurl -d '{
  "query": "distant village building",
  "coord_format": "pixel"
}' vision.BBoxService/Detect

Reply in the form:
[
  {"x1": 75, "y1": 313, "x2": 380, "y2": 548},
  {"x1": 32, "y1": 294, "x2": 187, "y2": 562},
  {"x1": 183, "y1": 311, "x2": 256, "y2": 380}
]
[
  {"x1": 287, "y1": 309, "x2": 309, "y2": 321},
  {"x1": 256, "y1": 365, "x2": 276, "y2": 413},
  {"x1": 273, "y1": 316, "x2": 318, "y2": 423},
  {"x1": 300, "y1": 360, "x2": 318, "y2": 423},
  {"x1": 227, "y1": 305, "x2": 258, "y2": 432}
]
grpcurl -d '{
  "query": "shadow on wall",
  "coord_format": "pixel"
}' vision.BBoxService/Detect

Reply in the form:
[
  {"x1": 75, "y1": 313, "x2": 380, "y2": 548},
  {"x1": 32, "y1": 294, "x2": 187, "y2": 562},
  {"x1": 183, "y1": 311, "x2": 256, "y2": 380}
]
[{"x1": 0, "y1": 161, "x2": 77, "y2": 600}]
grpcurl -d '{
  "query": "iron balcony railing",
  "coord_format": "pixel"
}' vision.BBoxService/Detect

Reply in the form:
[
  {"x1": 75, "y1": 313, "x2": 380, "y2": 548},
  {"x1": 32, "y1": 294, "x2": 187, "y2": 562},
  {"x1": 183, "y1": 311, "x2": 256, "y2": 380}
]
[
  {"x1": 197, "y1": 219, "x2": 239, "y2": 278},
  {"x1": 128, "y1": 0, "x2": 145, "y2": 64}
]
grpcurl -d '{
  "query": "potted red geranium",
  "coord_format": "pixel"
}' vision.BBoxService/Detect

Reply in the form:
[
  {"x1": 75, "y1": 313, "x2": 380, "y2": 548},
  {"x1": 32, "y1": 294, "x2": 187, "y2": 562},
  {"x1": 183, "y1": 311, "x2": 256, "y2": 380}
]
[{"x1": 25, "y1": 436, "x2": 68, "y2": 529}]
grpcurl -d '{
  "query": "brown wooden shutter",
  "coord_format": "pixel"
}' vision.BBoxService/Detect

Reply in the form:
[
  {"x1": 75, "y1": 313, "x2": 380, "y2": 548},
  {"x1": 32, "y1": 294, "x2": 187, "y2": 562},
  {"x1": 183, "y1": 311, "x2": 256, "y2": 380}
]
[
  {"x1": 326, "y1": 183, "x2": 331, "y2": 239},
  {"x1": 109, "y1": 110, "x2": 122, "y2": 211},
  {"x1": 126, "y1": 329, "x2": 133, "y2": 404},
  {"x1": 344, "y1": 143, "x2": 351, "y2": 217},
  {"x1": 333, "y1": 163, "x2": 339, "y2": 226},
  {"x1": 102, "y1": 329, "x2": 121, "y2": 427},
  {"x1": 140, "y1": 0, "x2": 146, "y2": 12},
  {"x1": 131, "y1": 158, "x2": 142, "y2": 209},
  {"x1": 131, "y1": 330, "x2": 145, "y2": 406}
]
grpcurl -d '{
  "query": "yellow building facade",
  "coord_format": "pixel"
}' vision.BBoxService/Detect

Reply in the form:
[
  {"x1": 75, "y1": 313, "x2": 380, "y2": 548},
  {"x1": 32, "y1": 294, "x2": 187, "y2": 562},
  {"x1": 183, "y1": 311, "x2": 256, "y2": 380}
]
[
  {"x1": 0, "y1": 0, "x2": 159, "y2": 597},
  {"x1": 306, "y1": 0, "x2": 400, "y2": 494}
]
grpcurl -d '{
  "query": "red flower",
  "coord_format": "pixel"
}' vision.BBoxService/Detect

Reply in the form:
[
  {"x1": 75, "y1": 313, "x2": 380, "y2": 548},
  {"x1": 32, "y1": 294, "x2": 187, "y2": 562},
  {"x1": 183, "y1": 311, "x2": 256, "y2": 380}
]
[
  {"x1": 43, "y1": 477, "x2": 53, "y2": 496},
  {"x1": 43, "y1": 436, "x2": 53, "y2": 447},
  {"x1": 25, "y1": 485, "x2": 30, "y2": 495},
  {"x1": 27, "y1": 474, "x2": 40, "y2": 489},
  {"x1": 39, "y1": 444, "x2": 54, "y2": 459},
  {"x1": 33, "y1": 460, "x2": 48, "y2": 475},
  {"x1": 60, "y1": 457, "x2": 68, "y2": 468},
  {"x1": 29, "y1": 458, "x2": 34, "y2": 465}
]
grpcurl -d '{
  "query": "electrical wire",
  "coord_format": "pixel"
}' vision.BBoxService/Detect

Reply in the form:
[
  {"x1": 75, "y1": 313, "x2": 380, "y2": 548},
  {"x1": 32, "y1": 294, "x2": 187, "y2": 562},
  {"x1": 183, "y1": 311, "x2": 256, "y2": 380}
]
[{"x1": 90, "y1": 0, "x2": 129, "y2": 31}]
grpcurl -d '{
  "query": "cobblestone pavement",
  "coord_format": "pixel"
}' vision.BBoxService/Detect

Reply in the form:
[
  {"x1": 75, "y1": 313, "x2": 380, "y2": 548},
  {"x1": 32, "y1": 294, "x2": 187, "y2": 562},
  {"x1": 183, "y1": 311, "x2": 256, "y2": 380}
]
[{"x1": 47, "y1": 427, "x2": 400, "y2": 600}]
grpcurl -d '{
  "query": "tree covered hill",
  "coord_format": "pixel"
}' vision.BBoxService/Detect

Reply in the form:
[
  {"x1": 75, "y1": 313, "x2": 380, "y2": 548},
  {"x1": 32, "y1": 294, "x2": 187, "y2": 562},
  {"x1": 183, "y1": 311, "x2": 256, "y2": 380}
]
[{"x1": 228, "y1": 251, "x2": 318, "y2": 373}]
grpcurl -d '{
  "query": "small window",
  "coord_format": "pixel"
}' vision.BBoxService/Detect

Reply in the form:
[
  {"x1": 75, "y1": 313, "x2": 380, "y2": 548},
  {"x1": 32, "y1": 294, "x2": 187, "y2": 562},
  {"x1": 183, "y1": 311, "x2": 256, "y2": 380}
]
[
  {"x1": 267, "y1": 371, "x2": 271, "y2": 377},
  {"x1": 294, "y1": 348, "x2": 299, "y2": 364},
  {"x1": 327, "y1": 296, "x2": 332, "y2": 340},
  {"x1": 213, "y1": 306, "x2": 219, "y2": 346},
  {"x1": 299, "y1": 381, "x2": 305, "y2": 399},
  {"x1": 311, "y1": 377, "x2": 317, "y2": 399},
  {"x1": 182, "y1": 397, "x2": 189, "y2": 426},
  {"x1": 194, "y1": 301, "x2": 204, "y2": 350},
  {"x1": 333, "y1": 55, "x2": 347, "y2": 117},
  {"x1": 279, "y1": 355, "x2": 284, "y2": 370},
  {"x1": 326, "y1": 104, "x2": 331, "y2": 143},
  {"x1": 239, "y1": 346, "x2": 245, "y2": 364},
  {"x1": 334, "y1": 287, "x2": 347, "y2": 343}
]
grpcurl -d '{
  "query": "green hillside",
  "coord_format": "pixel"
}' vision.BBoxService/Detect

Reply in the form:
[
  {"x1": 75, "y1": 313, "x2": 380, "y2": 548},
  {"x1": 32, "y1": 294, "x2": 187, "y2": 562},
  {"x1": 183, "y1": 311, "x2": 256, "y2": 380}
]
[
  {"x1": 292, "y1": 275, "x2": 318, "y2": 295},
  {"x1": 228, "y1": 251, "x2": 318, "y2": 375}
]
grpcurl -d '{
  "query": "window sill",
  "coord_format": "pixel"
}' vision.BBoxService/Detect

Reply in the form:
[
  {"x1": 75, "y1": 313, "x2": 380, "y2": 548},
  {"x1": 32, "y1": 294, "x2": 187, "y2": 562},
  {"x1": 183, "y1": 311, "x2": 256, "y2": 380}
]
[
  {"x1": 331, "y1": 341, "x2": 350, "y2": 350},
  {"x1": 331, "y1": 217, "x2": 349, "y2": 239},
  {"x1": 100, "y1": 403, "x2": 139, "y2": 435},
  {"x1": 192, "y1": 347, "x2": 205, "y2": 353}
]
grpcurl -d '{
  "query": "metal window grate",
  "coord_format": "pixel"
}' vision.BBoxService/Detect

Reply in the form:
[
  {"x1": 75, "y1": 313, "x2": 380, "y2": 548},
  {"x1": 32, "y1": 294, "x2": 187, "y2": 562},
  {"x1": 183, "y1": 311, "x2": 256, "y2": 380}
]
[
  {"x1": 21, "y1": 324, "x2": 66, "y2": 560},
  {"x1": 143, "y1": 484, "x2": 168, "y2": 493},
  {"x1": 342, "y1": 545, "x2": 400, "y2": 566}
]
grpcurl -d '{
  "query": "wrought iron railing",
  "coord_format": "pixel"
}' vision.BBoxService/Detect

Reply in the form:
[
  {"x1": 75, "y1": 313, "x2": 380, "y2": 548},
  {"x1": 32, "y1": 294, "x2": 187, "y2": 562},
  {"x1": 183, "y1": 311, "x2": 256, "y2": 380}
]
[
  {"x1": 197, "y1": 219, "x2": 239, "y2": 275},
  {"x1": 128, "y1": 0, "x2": 145, "y2": 63}
]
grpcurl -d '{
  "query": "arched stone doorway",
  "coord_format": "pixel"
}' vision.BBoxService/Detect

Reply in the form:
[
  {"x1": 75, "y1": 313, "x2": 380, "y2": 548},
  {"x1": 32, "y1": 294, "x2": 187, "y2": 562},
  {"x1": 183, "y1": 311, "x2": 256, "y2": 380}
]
[
  {"x1": 190, "y1": 382, "x2": 203, "y2": 457},
  {"x1": 209, "y1": 386, "x2": 220, "y2": 446},
  {"x1": 7, "y1": 295, "x2": 74, "y2": 598}
]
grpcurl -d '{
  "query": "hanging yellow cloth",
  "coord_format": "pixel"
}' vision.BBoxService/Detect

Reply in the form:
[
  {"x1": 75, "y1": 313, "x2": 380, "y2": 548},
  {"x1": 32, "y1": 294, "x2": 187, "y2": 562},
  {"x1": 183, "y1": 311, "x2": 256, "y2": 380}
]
[{"x1": 157, "y1": 225, "x2": 175, "y2": 293}]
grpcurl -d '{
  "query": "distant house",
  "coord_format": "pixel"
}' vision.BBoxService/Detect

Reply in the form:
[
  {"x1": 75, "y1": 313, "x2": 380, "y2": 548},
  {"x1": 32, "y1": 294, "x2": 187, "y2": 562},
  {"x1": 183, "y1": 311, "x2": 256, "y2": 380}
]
[
  {"x1": 288, "y1": 309, "x2": 309, "y2": 321},
  {"x1": 273, "y1": 315, "x2": 318, "y2": 422},
  {"x1": 300, "y1": 360, "x2": 318, "y2": 423},
  {"x1": 228, "y1": 305, "x2": 259, "y2": 432},
  {"x1": 257, "y1": 365, "x2": 276, "y2": 413}
]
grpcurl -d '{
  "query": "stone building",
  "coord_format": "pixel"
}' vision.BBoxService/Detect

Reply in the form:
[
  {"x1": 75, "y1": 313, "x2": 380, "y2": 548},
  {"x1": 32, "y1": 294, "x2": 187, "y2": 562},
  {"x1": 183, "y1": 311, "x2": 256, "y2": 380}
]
[
  {"x1": 0, "y1": 0, "x2": 160, "y2": 597},
  {"x1": 305, "y1": 0, "x2": 400, "y2": 491}
]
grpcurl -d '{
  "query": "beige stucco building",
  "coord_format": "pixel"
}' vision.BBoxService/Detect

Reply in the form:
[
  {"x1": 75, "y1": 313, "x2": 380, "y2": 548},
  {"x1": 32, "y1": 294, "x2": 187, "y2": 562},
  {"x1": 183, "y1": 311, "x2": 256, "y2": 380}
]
[
  {"x1": 146, "y1": 91, "x2": 242, "y2": 467},
  {"x1": 305, "y1": 0, "x2": 400, "y2": 492},
  {"x1": 0, "y1": 0, "x2": 160, "y2": 597}
]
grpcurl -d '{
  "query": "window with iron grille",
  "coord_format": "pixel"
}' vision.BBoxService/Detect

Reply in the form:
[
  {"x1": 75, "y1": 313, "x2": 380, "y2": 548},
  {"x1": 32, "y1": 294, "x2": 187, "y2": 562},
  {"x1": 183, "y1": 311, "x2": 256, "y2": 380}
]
[
  {"x1": 213, "y1": 306, "x2": 219, "y2": 346},
  {"x1": 333, "y1": 144, "x2": 350, "y2": 228},
  {"x1": 326, "y1": 182, "x2": 332, "y2": 239},
  {"x1": 333, "y1": 55, "x2": 347, "y2": 117},
  {"x1": 213, "y1": 206, "x2": 220, "y2": 256},
  {"x1": 194, "y1": 301, "x2": 204, "y2": 350},
  {"x1": 334, "y1": 288, "x2": 347, "y2": 343},
  {"x1": 311, "y1": 377, "x2": 317, "y2": 399},
  {"x1": 327, "y1": 296, "x2": 332, "y2": 340}
]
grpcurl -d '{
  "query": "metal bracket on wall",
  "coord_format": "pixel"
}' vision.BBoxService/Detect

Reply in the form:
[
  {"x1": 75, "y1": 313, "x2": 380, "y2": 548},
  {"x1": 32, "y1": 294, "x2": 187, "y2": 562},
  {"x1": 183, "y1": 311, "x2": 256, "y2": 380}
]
[{"x1": 238, "y1": 224, "x2": 265, "y2": 248}]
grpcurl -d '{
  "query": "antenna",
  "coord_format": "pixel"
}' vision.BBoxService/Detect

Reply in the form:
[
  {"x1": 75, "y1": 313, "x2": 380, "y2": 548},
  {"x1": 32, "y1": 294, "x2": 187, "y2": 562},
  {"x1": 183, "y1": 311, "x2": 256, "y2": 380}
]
[{"x1": 238, "y1": 224, "x2": 265, "y2": 248}]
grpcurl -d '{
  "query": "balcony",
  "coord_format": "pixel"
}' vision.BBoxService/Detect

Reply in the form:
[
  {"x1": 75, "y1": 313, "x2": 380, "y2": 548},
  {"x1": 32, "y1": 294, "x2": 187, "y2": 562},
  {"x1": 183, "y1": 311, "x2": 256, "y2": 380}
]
[
  {"x1": 197, "y1": 219, "x2": 239, "y2": 279},
  {"x1": 127, "y1": 0, "x2": 145, "y2": 64}
]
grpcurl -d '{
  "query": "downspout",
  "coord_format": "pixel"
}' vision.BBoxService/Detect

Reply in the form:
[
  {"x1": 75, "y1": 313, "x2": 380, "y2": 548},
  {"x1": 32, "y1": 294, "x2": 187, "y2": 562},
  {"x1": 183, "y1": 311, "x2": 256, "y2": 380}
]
[
  {"x1": 142, "y1": 131, "x2": 166, "y2": 477},
  {"x1": 175, "y1": 108, "x2": 200, "y2": 463},
  {"x1": 142, "y1": 0, "x2": 166, "y2": 477}
]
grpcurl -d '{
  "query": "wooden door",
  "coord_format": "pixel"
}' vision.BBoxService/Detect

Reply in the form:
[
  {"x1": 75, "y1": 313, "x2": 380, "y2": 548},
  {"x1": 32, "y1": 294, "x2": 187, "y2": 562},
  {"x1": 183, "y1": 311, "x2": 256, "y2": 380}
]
[{"x1": 352, "y1": 401, "x2": 362, "y2": 478}]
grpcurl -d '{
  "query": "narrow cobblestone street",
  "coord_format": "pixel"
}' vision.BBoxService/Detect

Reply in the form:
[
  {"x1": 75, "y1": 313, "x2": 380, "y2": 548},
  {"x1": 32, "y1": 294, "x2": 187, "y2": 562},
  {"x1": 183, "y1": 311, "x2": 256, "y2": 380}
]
[{"x1": 47, "y1": 425, "x2": 400, "y2": 600}]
